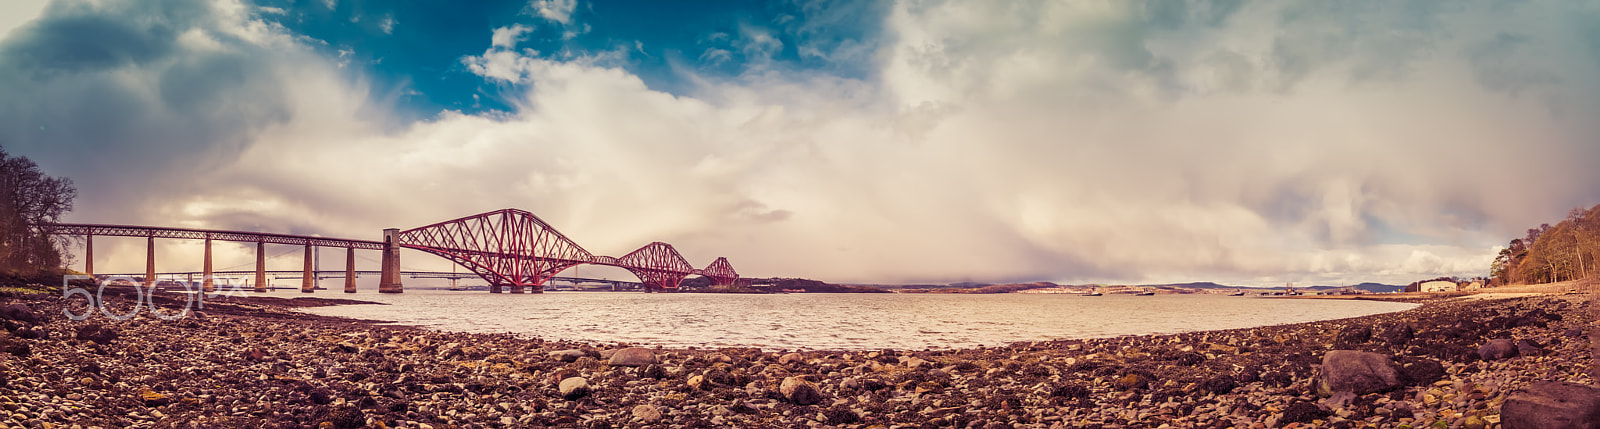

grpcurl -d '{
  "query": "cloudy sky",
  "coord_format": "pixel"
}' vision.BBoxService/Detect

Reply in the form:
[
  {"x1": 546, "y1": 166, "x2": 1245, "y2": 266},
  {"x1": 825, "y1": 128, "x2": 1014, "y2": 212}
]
[{"x1": 2, "y1": 0, "x2": 1598, "y2": 286}]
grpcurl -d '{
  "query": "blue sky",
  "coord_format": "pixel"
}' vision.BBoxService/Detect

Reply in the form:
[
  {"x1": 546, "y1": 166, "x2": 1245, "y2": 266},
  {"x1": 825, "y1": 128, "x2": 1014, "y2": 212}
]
[
  {"x1": 2, "y1": 0, "x2": 1600, "y2": 286},
  {"x1": 254, "y1": 0, "x2": 887, "y2": 121}
]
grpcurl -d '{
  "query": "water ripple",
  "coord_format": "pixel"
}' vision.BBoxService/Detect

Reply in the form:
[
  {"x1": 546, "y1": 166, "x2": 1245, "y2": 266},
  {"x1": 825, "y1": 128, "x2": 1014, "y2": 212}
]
[{"x1": 295, "y1": 291, "x2": 1416, "y2": 350}]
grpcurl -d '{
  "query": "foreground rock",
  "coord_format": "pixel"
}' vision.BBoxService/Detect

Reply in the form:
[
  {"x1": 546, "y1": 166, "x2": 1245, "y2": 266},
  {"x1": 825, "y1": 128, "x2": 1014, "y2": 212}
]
[
  {"x1": 779, "y1": 376, "x2": 823, "y2": 405},
  {"x1": 0, "y1": 284, "x2": 1591, "y2": 428},
  {"x1": 558, "y1": 376, "x2": 590, "y2": 400},
  {"x1": 1316, "y1": 350, "x2": 1401, "y2": 395},
  {"x1": 1502, "y1": 381, "x2": 1600, "y2": 429},
  {"x1": 631, "y1": 404, "x2": 663, "y2": 423},
  {"x1": 607, "y1": 347, "x2": 655, "y2": 366}
]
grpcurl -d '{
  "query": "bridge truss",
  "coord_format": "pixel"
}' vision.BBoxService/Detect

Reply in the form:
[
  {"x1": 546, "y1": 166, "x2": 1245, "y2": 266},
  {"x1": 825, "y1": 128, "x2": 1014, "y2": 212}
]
[{"x1": 47, "y1": 208, "x2": 739, "y2": 294}]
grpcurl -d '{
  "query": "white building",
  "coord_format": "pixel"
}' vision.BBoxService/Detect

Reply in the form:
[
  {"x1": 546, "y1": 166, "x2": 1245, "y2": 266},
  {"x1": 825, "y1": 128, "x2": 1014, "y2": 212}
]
[{"x1": 1420, "y1": 280, "x2": 1458, "y2": 292}]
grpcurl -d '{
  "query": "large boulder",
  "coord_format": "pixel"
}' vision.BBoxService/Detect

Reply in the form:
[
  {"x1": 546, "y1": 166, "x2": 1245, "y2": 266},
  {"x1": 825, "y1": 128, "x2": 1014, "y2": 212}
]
[
  {"x1": 75, "y1": 324, "x2": 118, "y2": 345},
  {"x1": 779, "y1": 376, "x2": 823, "y2": 405},
  {"x1": 558, "y1": 377, "x2": 590, "y2": 400},
  {"x1": 549, "y1": 349, "x2": 587, "y2": 362},
  {"x1": 0, "y1": 304, "x2": 38, "y2": 325},
  {"x1": 1502, "y1": 381, "x2": 1600, "y2": 429},
  {"x1": 1396, "y1": 357, "x2": 1445, "y2": 386},
  {"x1": 1316, "y1": 350, "x2": 1401, "y2": 396},
  {"x1": 608, "y1": 347, "x2": 656, "y2": 367},
  {"x1": 1478, "y1": 338, "x2": 1518, "y2": 360}
]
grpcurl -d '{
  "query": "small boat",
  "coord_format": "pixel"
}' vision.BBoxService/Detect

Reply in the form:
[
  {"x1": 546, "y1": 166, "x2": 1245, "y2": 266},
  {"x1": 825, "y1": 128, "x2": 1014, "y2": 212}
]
[
  {"x1": 1229, "y1": 290, "x2": 1246, "y2": 296},
  {"x1": 1083, "y1": 291, "x2": 1103, "y2": 296},
  {"x1": 1136, "y1": 291, "x2": 1155, "y2": 296}
]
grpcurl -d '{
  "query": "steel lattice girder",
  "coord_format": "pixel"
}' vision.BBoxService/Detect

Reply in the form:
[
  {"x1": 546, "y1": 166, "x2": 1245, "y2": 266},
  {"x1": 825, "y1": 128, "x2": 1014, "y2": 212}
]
[
  {"x1": 702, "y1": 257, "x2": 739, "y2": 286},
  {"x1": 617, "y1": 241, "x2": 695, "y2": 290},
  {"x1": 396, "y1": 209, "x2": 593, "y2": 287},
  {"x1": 47, "y1": 224, "x2": 384, "y2": 249}
]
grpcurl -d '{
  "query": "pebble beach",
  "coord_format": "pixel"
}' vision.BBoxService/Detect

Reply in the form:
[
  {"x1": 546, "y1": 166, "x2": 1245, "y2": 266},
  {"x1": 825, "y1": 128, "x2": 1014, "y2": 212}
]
[{"x1": 0, "y1": 286, "x2": 1593, "y2": 429}]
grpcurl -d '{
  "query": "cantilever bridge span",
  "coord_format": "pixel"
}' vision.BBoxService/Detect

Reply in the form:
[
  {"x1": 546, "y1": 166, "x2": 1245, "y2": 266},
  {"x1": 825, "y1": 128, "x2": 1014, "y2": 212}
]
[{"x1": 46, "y1": 208, "x2": 737, "y2": 294}]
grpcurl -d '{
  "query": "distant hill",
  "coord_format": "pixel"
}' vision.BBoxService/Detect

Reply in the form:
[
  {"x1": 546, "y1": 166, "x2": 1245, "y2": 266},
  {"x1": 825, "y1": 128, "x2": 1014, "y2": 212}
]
[{"x1": 737, "y1": 277, "x2": 890, "y2": 293}]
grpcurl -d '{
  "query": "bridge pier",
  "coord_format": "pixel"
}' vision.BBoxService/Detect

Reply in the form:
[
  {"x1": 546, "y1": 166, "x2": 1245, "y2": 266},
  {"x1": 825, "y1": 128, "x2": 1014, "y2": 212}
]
[
  {"x1": 254, "y1": 241, "x2": 267, "y2": 292},
  {"x1": 490, "y1": 284, "x2": 502, "y2": 293},
  {"x1": 344, "y1": 247, "x2": 356, "y2": 293},
  {"x1": 202, "y1": 236, "x2": 215, "y2": 293},
  {"x1": 301, "y1": 244, "x2": 315, "y2": 293},
  {"x1": 509, "y1": 284, "x2": 524, "y2": 294},
  {"x1": 84, "y1": 235, "x2": 93, "y2": 279},
  {"x1": 378, "y1": 228, "x2": 403, "y2": 293},
  {"x1": 144, "y1": 236, "x2": 155, "y2": 289}
]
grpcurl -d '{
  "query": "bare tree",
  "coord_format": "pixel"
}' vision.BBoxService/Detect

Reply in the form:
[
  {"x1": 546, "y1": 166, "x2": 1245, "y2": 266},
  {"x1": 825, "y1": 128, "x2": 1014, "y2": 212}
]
[{"x1": 0, "y1": 145, "x2": 76, "y2": 275}]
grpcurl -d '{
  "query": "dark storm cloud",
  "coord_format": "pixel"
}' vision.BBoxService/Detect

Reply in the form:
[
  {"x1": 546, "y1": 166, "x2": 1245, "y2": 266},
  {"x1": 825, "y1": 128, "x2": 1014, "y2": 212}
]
[{"x1": 0, "y1": 0, "x2": 297, "y2": 221}]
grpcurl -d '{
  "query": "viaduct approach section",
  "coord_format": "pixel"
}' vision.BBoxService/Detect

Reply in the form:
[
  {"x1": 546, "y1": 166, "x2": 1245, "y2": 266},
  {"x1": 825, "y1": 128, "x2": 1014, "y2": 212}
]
[{"x1": 44, "y1": 208, "x2": 738, "y2": 294}]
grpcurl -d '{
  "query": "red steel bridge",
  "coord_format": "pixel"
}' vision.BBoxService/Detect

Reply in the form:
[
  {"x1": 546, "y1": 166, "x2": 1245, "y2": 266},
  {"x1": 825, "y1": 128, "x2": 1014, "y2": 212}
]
[{"x1": 45, "y1": 208, "x2": 738, "y2": 294}]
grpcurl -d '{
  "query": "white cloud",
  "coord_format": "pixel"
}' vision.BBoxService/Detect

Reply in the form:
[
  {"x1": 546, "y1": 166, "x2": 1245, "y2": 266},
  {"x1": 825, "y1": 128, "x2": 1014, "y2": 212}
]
[
  {"x1": 380, "y1": 15, "x2": 395, "y2": 35},
  {"x1": 529, "y1": 0, "x2": 577, "y2": 25},
  {"x1": 7, "y1": 0, "x2": 1600, "y2": 287},
  {"x1": 0, "y1": 0, "x2": 49, "y2": 39},
  {"x1": 491, "y1": 24, "x2": 533, "y2": 49}
]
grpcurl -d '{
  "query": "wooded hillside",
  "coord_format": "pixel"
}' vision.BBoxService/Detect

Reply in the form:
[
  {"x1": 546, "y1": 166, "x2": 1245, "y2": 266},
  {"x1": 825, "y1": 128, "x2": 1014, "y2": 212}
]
[{"x1": 1491, "y1": 204, "x2": 1600, "y2": 285}]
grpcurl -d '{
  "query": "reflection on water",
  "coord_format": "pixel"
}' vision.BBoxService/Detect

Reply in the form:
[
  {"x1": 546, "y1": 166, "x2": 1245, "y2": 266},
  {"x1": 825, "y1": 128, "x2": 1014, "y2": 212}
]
[{"x1": 294, "y1": 291, "x2": 1416, "y2": 350}]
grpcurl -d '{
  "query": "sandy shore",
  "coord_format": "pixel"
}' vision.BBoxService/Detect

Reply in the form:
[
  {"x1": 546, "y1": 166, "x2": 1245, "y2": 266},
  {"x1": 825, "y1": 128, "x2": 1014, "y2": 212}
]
[{"x1": 0, "y1": 286, "x2": 1592, "y2": 428}]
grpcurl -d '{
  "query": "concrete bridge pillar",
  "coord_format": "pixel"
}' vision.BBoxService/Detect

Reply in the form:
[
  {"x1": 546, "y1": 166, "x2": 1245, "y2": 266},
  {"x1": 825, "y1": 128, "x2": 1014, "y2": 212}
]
[
  {"x1": 84, "y1": 235, "x2": 93, "y2": 279},
  {"x1": 144, "y1": 236, "x2": 155, "y2": 289},
  {"x1": 509, "y1": 284, "x2": 524, "y2": 294},
  {"x1": 301, "y1": 244, "x2": 315, "y2": 293},
  {"x1": 254, "y1": 241, "x2": 267, "y2": 292},
  {"x1": 490, "y1": 283, "x2": 503, "y2": 293},
  {"x1": 344, "y1": 247, "x2": 356, "y2": 293},
  {"x1": 202, "y1": 236, "x2": 215, "y2": 293},
  {"x1": 378, "y1": 228, "x2": 403, "y2": 293}
]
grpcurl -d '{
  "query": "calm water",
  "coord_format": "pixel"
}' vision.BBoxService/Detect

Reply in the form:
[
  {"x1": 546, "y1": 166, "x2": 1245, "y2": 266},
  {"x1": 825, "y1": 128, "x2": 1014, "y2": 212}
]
[{"x1": 288, "y1": 291, "x2": 1417, "y2": 350}]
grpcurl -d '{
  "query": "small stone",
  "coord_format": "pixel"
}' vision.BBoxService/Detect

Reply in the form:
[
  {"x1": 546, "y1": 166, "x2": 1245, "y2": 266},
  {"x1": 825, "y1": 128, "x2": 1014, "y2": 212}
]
[
  {"x1": 780, "y1": 353, "x2": 806, "y2": 365},
  {"x1": 1463, "y1": 415, "x2": 1485, "y2": 429},
  {"x1": 1514, "y1": 339, "x2": 1542, "y2": 357},
  {"x1": 1476, "y1": 339, "x2": 1517, "y2": 361},
  {"x1": 608, "y1": 347, "x2": 656, "y2": 367},
  {"x1": 779, "y1": 377, "x2": 823, "y2": 405},
  {"x1": 633, "y1": 404, "x2": 663, "y2": 423},
  {"x1": 138, "y1": 389, "x2": 170, "y2": 407},
  {"x1": 688, "y1": 375, "x2": 708, "y2": 390},
  {"x1": 1115, "y1": 374, "x2": 1148, "y2": 390},
  {"x1": 558, "y1": 377, "x2": 590, "y2": 400},
  {"x1": 899, "y1": 356, "x2": 929, "y2": 369}
]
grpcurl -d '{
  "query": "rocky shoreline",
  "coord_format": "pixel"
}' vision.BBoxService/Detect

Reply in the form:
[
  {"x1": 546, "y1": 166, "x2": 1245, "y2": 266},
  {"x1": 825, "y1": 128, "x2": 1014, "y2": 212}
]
[{"x1": 0, "y1": 286, "x2": 1592, "y2": 428}]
